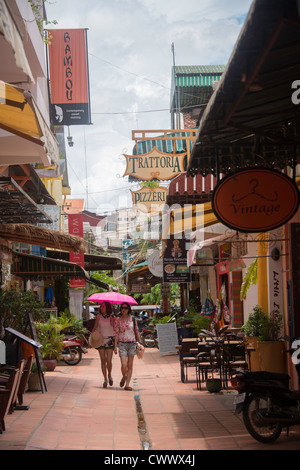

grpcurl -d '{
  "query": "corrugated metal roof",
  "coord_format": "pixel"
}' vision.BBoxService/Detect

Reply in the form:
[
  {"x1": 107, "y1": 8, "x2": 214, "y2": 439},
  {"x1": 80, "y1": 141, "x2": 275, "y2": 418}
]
[
  {"x1": 170, "y1": 65, "x2": 226, "y2": 109},
  {"x1": 175, "y1": 65, "x2": 226, "y2": 74}
]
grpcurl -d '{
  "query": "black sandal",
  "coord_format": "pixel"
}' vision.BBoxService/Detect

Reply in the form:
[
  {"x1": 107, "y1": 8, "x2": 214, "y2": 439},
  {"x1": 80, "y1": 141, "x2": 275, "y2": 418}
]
[
  {"x1": 109, "y1": 377, "x2": 113, "y2": 386},
  {"x1": 103, "y1": 381, "x2": 107, "y2": 388},
  {"x1": 120, "y1": 376, "x2": 126, "y2": 387}
]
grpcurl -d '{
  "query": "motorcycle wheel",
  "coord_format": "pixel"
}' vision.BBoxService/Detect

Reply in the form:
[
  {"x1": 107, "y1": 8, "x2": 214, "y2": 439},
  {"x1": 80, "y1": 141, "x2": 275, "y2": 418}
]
[
  {"x1": 142, "y1": 333, "x2": 156, "y2": 348},
  {"x1": 243, "y1": 392, "x2": 282, "y2": 443},
  {"x1": 63, "y1": 347, "x2": 82, "y2": 366}
]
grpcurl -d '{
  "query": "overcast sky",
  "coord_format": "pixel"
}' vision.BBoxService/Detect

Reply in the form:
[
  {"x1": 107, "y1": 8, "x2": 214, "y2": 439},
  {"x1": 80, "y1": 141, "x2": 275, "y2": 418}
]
[{"x1": 45, "y1": 0, "x2": 253, "y2": 215}]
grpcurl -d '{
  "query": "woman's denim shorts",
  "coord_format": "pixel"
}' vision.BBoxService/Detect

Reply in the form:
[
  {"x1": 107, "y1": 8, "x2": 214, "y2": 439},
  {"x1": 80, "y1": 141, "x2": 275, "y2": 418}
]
[{"x1": 118, "y1": 342, "x2": 137, "y2": 357}]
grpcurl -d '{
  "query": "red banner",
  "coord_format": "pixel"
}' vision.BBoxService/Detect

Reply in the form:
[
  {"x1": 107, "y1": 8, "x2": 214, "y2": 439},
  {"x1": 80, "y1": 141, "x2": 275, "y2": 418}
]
[
  {"x1": 68, "y1": 213, "x2": 85, "y2": 287},
  {"x1": 48, "y1": 29, "x2": 91, "y2": 126}
]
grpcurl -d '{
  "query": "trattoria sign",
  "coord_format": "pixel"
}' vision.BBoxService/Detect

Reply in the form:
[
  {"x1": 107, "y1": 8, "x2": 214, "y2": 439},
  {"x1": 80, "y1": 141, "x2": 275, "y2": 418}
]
[
  {"x1": 123, "y1": 147, "x2": 186, "y2": 181},
  {"x1": 130, "y1": 187, "x2": 168, "y2": 213},
  {"x1": 212, "y1": 168, "x2": 300, "y2": 233}
]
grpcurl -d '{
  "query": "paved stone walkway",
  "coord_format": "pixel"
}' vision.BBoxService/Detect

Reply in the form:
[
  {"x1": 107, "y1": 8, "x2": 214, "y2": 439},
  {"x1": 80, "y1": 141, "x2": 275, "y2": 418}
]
[{"x1": 1, "y1": 348, "x2": 300, "y2": 451}]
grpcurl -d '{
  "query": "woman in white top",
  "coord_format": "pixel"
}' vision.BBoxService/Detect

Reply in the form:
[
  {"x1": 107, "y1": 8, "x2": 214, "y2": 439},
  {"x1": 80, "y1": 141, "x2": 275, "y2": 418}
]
[{"x1": 93, "y1": 301, "x2": 115, "y2": 388}]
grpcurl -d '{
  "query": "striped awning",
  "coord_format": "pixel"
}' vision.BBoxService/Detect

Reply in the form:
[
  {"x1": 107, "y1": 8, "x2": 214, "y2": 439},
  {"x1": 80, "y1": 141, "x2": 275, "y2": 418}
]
[
  {"x1": 161, "y1": 202, "x2": 218, "y2": 239},
  {"x1": 134, "y1": 130, "x2": 197, "y2": 156}
]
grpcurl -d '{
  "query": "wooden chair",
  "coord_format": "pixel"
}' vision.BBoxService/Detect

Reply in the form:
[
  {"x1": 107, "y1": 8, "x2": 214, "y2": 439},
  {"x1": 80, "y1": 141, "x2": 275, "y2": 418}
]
[
  {"x1": 177, "y1": 338, "x2": 199, "y2": 383},
  {"x1": 0, "y1": 368, "x2": 19, "y2": 433},
  {"x1": 223, "y1": 342, "x2": 247, "y2": 388},
  {"x1": 196, "y1": 343, "x2": 222, "y2": 390},
  {"x1": 18, "y1": 355, "x2": 33, "y2": 407},
  {"x1": 0, "y1": 360, "x2": 25, "y2": 412}
]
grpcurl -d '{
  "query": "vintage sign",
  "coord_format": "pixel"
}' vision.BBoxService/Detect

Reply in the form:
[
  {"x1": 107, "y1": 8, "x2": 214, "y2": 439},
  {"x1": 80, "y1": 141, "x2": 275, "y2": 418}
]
[
  {"x1": 212, "y1": 168, "x2": 300, "y2": 233},
  {"x1": 163, "y1": 238, "x2": 190, "y2": 283},
  {"x1": 48, "y1": 29, "x2": 91, "y2": 126},
  {"x1": 123, "y1": 147, "x2": 186, "y2": 181},
  {"x1": 131, "y1": 187, "x2": 168, "y2": 213}
]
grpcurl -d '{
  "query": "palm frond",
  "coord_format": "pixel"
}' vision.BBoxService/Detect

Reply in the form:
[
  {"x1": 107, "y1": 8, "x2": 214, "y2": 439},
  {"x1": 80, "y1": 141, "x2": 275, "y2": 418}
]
[{"x1": 240, "y1": 258, "x2": 258, "y2": 300}]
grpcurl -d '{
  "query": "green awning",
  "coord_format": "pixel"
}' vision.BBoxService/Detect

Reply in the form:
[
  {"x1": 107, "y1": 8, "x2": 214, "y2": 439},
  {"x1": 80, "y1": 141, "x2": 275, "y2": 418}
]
[{"x1": 134, "y1": 131, "x2": 197, "y2": 155}]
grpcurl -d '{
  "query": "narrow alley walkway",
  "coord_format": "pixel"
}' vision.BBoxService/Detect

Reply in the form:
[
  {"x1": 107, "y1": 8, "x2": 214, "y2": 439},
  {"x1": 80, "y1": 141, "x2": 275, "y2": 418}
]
[{"x1": 1, "y1": 348, "x2": 300, "y2": 451}]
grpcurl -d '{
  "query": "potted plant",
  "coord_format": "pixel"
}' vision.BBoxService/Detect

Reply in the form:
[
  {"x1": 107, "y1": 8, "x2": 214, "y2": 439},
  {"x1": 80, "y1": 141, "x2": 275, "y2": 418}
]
[
  {"x1": 0, "y1": 287, "x2": 44, "y2": 360},
  {"x1": 258, "y1": 309, "x2": 286, "y2": 373},
  {"x1": 35, "y1": 315, "x2": 71, "y2": 371},
  {"x1": 241, "y1": 305, "x2": 269, "y2": 371}
]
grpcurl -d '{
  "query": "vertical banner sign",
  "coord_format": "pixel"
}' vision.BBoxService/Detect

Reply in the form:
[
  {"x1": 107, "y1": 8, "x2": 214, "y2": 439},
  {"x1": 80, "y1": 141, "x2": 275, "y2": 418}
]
[
  {"x1": 268, "y1": 228, "x2": 284, "y2": 316},
  {"x1": 48, "y1": 29, "x2": 91, "y2": 126},
  {"x1": 68, "y1": 214, "x2": 85, "y2": 287},
  {"x1": 122, "y1": 239, "x2": 134, "y2": 272}
]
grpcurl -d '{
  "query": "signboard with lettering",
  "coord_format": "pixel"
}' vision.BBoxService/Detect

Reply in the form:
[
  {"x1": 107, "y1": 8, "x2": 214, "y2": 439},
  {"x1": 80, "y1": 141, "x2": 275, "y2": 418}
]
[
  {"x1": 68, "y1": 214, "x2": 85, "y2": 287},
  {"x1": 156, "y1": 323, "x2": 178, "y2": 355},
  {"x1": 131, "y1": 284, "x2": 152, "y2": 293},
  {"x1": 147, "y1": 249, "x2": 163, "y2": 277},
  {"x1": 163, "y1": 238, "x2": 190, "y2": 283},
  {"x1": 123, "y1": 147, "x2": 186, "y2": 181},
  {"x1": 212, "y1": 168, "x2": 300, "y2": 233},
  {"x1": 130, "y1": 187, "x2": 168, "y2": 213},
  {"x1": 48, "y1": 29, "x2": 91, "y2": 126}
]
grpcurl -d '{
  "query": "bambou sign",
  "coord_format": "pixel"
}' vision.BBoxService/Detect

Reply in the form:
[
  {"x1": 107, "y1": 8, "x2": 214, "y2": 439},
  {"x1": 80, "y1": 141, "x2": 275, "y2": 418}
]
[
  {"x1": 130, "y1": 187, "x2": 168, "y2": 213},
  {"x1": 123, "y1": 147, "x2": 186, "y2": 181}
]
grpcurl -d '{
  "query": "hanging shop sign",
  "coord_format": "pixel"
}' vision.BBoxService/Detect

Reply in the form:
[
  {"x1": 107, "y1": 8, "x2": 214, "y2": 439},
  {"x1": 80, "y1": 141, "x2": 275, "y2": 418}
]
[
  {"x1": 123, "y1": 147, "x2": 186, "y2": 181},
  {"x1": 47, "y1": 29, "x2": 91, "y2": 126},
  {"x1": 212, "y1": 168, "x2": 300, "y2": 233},
  {"x1": 147, "y1": 249, "x2": 163, "y2": 277},
  {"x1": 130, "y1": 187, "x2": 168, "y2": 213},
  {"x1": 163, "y1": 238, "x2": 190, "y2": 283},
  {"x1": 68, "y1": 213, "x2": 85, "y2": 287}
]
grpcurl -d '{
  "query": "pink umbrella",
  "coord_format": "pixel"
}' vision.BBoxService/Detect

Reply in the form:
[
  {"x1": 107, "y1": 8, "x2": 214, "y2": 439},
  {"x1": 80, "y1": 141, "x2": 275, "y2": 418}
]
[{"x1": 87, "y1": 292, "x2": 138, "y2": 305}]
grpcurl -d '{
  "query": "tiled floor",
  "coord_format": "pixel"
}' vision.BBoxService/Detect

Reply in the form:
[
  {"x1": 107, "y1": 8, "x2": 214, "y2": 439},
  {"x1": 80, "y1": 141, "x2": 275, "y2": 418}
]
[{"x1": 1, "y1": 348, "x2": 300, "y2": 450}]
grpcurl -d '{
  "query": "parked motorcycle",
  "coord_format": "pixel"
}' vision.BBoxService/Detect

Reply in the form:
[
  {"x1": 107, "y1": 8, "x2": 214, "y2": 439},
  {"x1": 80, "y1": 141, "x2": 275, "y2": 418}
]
[
  {"x1": 135, "y1": 316, "x2": 152, "y2": 332},
  {"x1": 231, "y1": 361, "x2": 300, "y2": 443},
  {"x1": 141, "y1": 324, "x2": 158, "y2": 348},
  {"x1": 61, "y1": 336, "x2": 88, "y2": 365}
]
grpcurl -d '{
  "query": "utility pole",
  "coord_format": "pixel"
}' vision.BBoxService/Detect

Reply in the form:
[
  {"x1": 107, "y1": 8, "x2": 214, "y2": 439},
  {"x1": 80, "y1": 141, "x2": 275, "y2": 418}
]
[{"x1": 171, "y1": 43, "x2": 180, "y2": 129}]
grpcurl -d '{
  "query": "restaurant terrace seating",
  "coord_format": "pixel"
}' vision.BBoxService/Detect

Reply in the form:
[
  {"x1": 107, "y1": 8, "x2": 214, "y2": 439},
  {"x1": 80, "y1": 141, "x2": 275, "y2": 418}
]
[
  {"x1": 0, "y1": 367, "x2": 19, "y2": 433},
  {"x1": 0, "y1": 359, "x2": 25, "y2": 413},
  {"x1": 176, "y1": 338, "x2": 199, "y2": 383}
]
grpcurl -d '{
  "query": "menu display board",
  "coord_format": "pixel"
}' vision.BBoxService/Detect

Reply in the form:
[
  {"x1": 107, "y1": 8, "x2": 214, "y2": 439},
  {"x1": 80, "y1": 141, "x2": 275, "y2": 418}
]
[
  {"x1": 156, "y1": 323, "x2": 178, "y2": 355},
  {"x1": 163, "y1": 238, "x2": 190, "y2": 283}
]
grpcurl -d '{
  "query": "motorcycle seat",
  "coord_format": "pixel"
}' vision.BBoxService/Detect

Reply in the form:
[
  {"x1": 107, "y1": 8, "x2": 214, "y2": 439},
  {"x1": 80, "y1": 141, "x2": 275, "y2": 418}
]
[{"x1": 237, "y1": 371, "x2": 290, "y2": 381}]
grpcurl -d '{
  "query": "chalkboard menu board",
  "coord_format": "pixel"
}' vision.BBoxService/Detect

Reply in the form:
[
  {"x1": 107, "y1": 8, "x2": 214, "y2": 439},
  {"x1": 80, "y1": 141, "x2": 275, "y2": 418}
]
[
  {"x1": 27, "y1": 312, "x2": 47, "y2": 392},
  {"x1": 156, "y1": 323, "x2": 178, "y2": 355}
]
